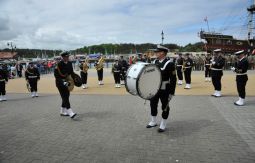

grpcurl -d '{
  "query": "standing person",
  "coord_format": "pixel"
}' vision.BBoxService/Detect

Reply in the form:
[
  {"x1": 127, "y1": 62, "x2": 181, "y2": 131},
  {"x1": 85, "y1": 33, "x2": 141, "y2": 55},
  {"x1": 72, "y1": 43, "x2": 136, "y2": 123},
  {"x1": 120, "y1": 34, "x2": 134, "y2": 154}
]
[
  {"x1": 176, "y1": 53, "x2": 184, "y2": 85},
  {"x1": 112, "y1": 59, "x2": 121, "y2": 88},
  {"x1": 231, "y1": 50, "x2": 249, "y2": 106},
  {"x1": 147, "y1": 45, "x2": 176, "y2": 133},
  {"x1": 204, "y1": 53, "x2": 212, "y2": 82},
  {"x1": 25, "y1": 62, "x2": 40, "y2": 98},
  {"x1": 211, "y1": 49, "x2": 225, "y2": 97},
  {"x1": 0, "y1": 64, "x2": 8, "y2": 101},
  {"x1": 94, "y1": 55, "x2": 104, "y2": 85},
  {"x1": 80, "y1": 59, "x2": 89, "y2": 89},
  {"x1": 54, "y1": 51, "x2": 77, "y2": 119},
  {"x1": 119, "y1": 56, "x2": 129, "y2": 85},
  {"x1": 16, "y1": 62, "x2": 23, "y2": 78},
  {"x1": 183, "y1": 53, "x2": 193, "y2": 89}
]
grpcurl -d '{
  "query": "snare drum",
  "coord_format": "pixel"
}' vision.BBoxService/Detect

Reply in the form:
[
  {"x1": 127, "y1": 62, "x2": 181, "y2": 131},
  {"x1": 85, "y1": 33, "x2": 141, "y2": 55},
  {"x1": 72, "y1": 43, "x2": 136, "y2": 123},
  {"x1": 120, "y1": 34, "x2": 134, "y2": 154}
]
[{"x1": 125, "y1": 63, "x2": 162, "y2": 100}]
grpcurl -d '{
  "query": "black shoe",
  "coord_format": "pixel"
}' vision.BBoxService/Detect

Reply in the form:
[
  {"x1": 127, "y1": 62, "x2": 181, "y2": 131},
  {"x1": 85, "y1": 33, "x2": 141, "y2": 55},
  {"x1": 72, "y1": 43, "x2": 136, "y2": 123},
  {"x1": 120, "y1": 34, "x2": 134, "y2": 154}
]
[
  {"x1": 60, "y1": 113, "x2": 69, "y2": 117},
  {"x1": 157, "y1": 128, "x2": 165, "y2": 133},
  {"x1": 70, "y1": 113, "x2": 77, "y2": 119},
  {"x1": 146, "y1": 124, "x2": 157, "y2": 128}
]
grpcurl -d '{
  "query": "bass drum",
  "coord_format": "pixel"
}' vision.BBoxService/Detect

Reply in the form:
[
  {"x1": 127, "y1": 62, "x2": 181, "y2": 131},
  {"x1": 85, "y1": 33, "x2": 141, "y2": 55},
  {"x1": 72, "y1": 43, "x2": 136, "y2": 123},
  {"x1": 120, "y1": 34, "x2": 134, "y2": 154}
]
[{"x1": 125, "y1": 63, "x2": 162, "y2": 100}]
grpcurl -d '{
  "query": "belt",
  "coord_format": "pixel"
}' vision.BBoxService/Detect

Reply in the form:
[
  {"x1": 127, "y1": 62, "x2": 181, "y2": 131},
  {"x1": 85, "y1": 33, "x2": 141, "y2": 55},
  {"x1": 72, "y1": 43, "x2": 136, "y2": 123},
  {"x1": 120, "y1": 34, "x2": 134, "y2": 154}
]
[
  {"x1": 176, "y1": 65, "x2": 183, "y2": 67},
  {"x1": 184, "y1": 66, "x2": 191, "y2": 69},
  {"x1": 236, "y1": 73, "x2": 247, "y2": 76},
  {"x1": 161, "y1": 81, "x2": 169, "y2": 89},
  {"x1": 28, "y1": 76, "x2": 38, "y2": 78},
  {"x1": 113, "y1": 71, "x2": 120, "y2": 72},
  {"x1": 0, "y1": 79, "x2": 5, "y2": 82},
  {"x1": 205, "y1": 64, "x2": 211, "y2": 65},
  {"x1": 211, "y1": 68, "x2": 222, "y2": 71}
]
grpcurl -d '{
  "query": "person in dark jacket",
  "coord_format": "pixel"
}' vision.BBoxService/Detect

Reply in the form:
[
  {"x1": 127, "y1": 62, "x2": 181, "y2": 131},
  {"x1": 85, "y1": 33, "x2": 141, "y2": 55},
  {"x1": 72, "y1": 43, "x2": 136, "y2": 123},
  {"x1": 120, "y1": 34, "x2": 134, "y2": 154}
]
[
  {"x1": 231, "y1": 50, "x2": 249, "y2": 106},
  {"x1": 54, "y1": 51, "x2": 77, "y2": 119},
  {"x1": 25, "y1": 62, "x2": 40, "y2": 98},
  {"x1": 0, "y1": 64, "x2": 8, "y2": 101},
  {"x1": 147, "y1": 45, "x2": 177, "y2": 133}
]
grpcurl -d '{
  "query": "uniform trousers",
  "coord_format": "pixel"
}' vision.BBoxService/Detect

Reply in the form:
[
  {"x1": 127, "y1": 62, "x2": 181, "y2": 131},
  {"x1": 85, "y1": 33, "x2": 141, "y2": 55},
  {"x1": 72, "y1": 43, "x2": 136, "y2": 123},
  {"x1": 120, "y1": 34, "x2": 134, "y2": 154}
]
[
  {"x1": 80, "y1": 71, "x2": 88, "y2": 84},
  {"x1": 0, "y1": 81, "x2": 6, "y2": 95},
  {"x1": 205, "y1": 66, "x2": 211, "y2": 77},
  {"x1": 184, "y1": 68, "x2": 192, "y2": 84},
  {"x1": 150, "y1": 89, "x2": 171, "y2": 119},
  {"x1": 56, "y1": 81, "x2": 70, "y2": 109},
  {"x1": 28, "y1": 79, "x2": 38, "y2": 92},
  {"x1": 176, "y1": 67, "x2": 183, "y2": 80},
  {"x1": 236, "y1": 75, "x2": 248, "y2": 99},
  {"x1": 113, "y1": 72, "x2": 120, "y2": 84},
  {"x1": 97, "y1": 69, "x2": 103, "y2": 81},
  {"x1": 211, "y1": 70, "x2": 223, "y2": 91}
]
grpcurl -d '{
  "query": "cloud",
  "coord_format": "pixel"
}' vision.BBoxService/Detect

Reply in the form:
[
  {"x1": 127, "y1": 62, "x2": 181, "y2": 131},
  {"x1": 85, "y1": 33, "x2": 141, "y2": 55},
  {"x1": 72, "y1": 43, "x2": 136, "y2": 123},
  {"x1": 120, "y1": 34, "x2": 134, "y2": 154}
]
[{"x1": 0, "y1": 0, "x2": 250, "y2": 50}]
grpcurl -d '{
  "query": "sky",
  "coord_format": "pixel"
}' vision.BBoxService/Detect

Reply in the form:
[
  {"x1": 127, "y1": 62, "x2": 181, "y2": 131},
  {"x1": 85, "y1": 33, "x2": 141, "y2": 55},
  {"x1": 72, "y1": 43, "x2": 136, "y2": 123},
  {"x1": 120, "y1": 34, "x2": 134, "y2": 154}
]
[{"x1": 0, "y1": 0, "x2": 252, "y2": 50}]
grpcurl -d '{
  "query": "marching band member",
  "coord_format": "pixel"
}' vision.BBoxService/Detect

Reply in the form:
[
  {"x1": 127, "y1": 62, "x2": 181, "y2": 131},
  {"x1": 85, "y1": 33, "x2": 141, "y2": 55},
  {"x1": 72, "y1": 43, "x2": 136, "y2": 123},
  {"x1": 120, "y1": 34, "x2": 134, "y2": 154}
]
[
  {"x1": 183, "y1": 53, "x2": 193, "y2": 89},
  {"x1": 176, "y1": 53, "x2": 184, "y2": 85},
  {"x1": 112, "y1": 59, "x2": 121, "y2": 88},
  {"x1": 0, "y1": 64, "x2": 8, "y2": 101},
  {"x1": 211, "y1": 49, "x2": 225, "y2": 97},
  {"x1": 231, "y1": 50, "x2": 249, "y2": 106},
  {"x1": 94, "y1": 55, "x2": 104, "y2": 85},
  {"x1": 54, "y1": 51, "x2": 77, "y2": 119},
  {"x1": 119, "y1": 55, "x2": 129, "y2": 85},
  {"x1": 147, "y1": 45, "x2": 176, "y2": 133},
  {"x1": 80, "y1": 59, "x2": 89, "y2": 89},
  {"x1": 25, "y1": 62, "x2": 40, "y2": 98},
  {"x1": 204, "y1": 53, "x2": 212, "y2": 82}
]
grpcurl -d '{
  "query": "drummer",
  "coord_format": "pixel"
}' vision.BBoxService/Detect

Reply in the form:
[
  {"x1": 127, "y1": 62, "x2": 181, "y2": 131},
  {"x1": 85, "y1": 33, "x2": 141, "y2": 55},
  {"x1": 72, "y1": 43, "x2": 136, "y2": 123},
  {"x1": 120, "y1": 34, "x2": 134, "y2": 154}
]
[{"x1": 147, "y1": 45, "x2": 177, "y2": 133}]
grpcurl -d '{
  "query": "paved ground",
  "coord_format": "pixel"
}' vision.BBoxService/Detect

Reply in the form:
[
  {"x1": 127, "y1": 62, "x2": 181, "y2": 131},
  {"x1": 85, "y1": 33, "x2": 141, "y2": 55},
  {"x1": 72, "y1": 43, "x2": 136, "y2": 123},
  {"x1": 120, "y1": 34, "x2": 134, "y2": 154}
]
[
  {"x1": 0, "y1": 93, "x2": 255, "y2": 163},
  {"x1": 5, "y1": 69, "x2": 255, "y2": 96}
]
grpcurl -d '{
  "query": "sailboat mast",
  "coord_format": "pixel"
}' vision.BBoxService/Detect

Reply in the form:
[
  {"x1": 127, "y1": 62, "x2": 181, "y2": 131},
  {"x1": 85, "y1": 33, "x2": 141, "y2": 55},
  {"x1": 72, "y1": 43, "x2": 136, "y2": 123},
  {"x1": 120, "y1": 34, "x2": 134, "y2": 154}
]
[{"x1": 247, "y1": 0, "x2": 255, "y2": 40}]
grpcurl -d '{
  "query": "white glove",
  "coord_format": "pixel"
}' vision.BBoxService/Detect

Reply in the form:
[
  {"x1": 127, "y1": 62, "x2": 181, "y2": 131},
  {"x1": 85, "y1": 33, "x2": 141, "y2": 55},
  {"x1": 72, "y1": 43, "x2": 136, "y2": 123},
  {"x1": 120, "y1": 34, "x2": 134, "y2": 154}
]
[
  {"x1": 63, "y1": 81, "x2": 70, "y2": 86},
  {"x1": 231, "y1": 67, "x2": 235, "y2": 71},
  {"x1": 212, "y1": 61, "x2": 216, "y2": 65},
  {"x1": 168, "y1": 94, "x2": 173, "y2": 101}
]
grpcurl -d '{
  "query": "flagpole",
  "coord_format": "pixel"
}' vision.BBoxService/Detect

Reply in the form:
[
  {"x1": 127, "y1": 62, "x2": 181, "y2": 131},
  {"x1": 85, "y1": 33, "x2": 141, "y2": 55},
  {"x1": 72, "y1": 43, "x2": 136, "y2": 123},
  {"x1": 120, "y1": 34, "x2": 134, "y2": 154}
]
[{"x1": 205, "y1": 17, "x2": 210, "y2": 32}]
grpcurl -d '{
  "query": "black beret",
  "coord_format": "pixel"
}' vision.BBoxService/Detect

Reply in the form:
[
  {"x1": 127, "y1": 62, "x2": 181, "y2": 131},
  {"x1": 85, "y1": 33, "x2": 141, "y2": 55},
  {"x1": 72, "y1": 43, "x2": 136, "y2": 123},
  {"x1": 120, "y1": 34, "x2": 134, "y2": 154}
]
[{"x1": 60, "y1": 51, "x2": 70, "y2": 57}]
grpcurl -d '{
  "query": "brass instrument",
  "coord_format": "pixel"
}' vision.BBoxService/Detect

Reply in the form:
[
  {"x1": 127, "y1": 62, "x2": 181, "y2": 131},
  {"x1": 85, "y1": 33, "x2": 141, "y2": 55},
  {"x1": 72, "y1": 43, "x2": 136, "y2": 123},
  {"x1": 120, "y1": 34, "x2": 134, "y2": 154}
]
[
  {"x1": 65, "y1": 75, "x2": 75, "y2": 91},
  {"x1": 95, "y1": 56, "x2": 105, "y2": 71},
  {"x1": 82, "y1": 60, "x2": 89, "y2": 73}
]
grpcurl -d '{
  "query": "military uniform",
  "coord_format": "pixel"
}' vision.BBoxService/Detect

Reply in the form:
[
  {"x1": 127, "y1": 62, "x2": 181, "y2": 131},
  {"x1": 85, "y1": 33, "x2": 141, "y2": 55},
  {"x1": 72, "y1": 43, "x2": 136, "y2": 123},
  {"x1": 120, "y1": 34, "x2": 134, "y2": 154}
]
[
  {"x1": 79, "y1": 61, "x2": 89, "y2": 89},
  {"x1": 204, "y1": 56, "x2": 212, "y2": 81},
  {"x1": 0, "y1": 65, "x2": 8, "y2": 101},
  {"x1": 211, "y1": 49, "x2": 225, "y2": 97},
  {"x1": 119, "y1": 57, "x2": 129, "y2": 85},
  {"x1": 94, "y1": 56, "x2": 104, "y2": 85},
  {"x1": 54, "y1": 51, "x2": 77, "y2": 118},
  {"x1": 112, "y1": 60, "x2": 122, "y2": 88},
  {"x1": 176, "y1": 54, "x2": 184, "y2": 85},
  {"x1": 147, "y1": 45, "x2": 177, "y2": 133},
  {"x1": 183, "y1": 54, "x2": 193, "y2": 89},
  {"x1": 232, "y1": 50, "x2": 249, "y2": 106},
  {"x1": 25, "y1": 63, "x2": 40, "y2": 97}
]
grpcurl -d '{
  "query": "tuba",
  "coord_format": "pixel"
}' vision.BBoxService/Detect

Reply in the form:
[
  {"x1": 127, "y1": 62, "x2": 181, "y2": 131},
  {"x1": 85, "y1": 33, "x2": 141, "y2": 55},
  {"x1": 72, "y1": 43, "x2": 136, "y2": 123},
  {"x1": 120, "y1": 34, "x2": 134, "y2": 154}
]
[
  {"x1": 82, "y1": 60, "x2": 89, "y2": 73},
  {"x1": 95, "y1": 56, "x2": 105, "y2": 71}
]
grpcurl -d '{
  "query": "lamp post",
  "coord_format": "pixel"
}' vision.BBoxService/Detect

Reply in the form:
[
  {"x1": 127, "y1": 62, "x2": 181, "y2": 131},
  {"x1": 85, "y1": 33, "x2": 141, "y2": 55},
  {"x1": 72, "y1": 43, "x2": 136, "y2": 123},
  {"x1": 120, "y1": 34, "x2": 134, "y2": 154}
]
[
  {"x1": 7, "y1": 42, "x2": 16, "y2": 53},
  {"x1": 161, "y1": 30, "x2": 164, "y2": 45}
]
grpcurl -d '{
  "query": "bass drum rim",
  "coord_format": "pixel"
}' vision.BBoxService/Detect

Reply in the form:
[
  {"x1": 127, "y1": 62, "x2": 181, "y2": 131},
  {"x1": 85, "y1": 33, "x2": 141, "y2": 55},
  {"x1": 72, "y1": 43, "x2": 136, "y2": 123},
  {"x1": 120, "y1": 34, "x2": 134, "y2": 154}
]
[
  {"x1": 137, "y1": 64, "x2": 162, "y2": 100},
  {"x1": 125, "y1": 64, "x2": 136, "y2": 95}
]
